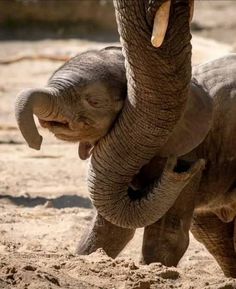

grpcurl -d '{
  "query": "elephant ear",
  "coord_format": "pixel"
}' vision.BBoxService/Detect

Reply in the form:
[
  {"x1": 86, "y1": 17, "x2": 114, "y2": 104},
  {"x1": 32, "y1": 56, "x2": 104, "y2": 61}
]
[
  {"x1": 78, "y1": 142, "x2": 93, "y2": 160},
  {"x1": 160, "y1": 82, "x2": 213, "y2": 157}
]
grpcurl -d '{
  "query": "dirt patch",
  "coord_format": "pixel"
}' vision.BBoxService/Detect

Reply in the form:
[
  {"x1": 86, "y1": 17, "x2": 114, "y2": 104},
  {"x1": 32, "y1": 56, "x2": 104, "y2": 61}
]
[{"x1": 0, "y1": 250, "x2": 235, "y2": 289}]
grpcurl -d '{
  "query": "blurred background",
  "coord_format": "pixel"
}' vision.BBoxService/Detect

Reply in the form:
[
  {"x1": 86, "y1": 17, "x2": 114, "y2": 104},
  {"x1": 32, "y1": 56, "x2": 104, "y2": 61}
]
[{"x1": 0, "y1": 1, "x2": 235, "y2": 287}]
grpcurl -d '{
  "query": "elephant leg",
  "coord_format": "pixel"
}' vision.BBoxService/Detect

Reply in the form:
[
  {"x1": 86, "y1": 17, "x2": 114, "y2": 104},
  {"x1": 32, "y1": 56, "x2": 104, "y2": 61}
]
[
  {"x1": 140, "y1": 212, "x2": 193, "y2": 266},
  {"x1": 76, "y1": 213, "x2": 135, "y2": 258},
  {"x1": 191, "y1": 211, "x2": 236, "y2": 278},
  {"x1": 141, "y1": 160, "x2": 202, "y2": 266}
]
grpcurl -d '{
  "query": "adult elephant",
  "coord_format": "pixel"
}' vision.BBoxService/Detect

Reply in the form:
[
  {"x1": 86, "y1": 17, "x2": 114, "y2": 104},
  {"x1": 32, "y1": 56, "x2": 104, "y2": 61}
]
[
  {"x1": 15, "y1": 0, "x2": 207, "y2": 273},
  {"x1": 15, "y1": 0, "x2": 199, "y2": 227},
  {"x1": 75, "y1": 0, "x2": 208, "y2": 273},
  {"x1": 15, "y1": 0, "x2": 236, "y2": 278},
  {"x1": 75, "y1": 0, "x2": 236, "y2": 278},
  {"x1": 88, "y1": 0, "x2": 200, "y2": 228}
]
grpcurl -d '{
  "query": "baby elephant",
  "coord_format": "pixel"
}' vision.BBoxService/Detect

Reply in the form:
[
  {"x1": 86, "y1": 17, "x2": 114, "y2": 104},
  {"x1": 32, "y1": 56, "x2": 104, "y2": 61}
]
[
  {"x1": 15, "y1": 48, "x2": 236, "y2": 277},
  {"x1": 15, "y1": 47, "x2": 127, "y2": 160}
]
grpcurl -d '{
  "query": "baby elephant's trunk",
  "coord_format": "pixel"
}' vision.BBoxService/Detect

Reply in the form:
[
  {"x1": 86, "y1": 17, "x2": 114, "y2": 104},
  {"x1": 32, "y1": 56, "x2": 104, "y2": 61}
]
[{"x1": 15, "y1": 87, "x2": 53, "y2": 150}]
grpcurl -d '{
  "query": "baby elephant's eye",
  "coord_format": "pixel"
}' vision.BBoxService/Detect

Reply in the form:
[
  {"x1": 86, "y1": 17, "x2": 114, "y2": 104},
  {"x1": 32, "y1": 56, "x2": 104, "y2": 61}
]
[
  {"x1": 84, "y1": 94, "x2": 102, "y2": 108},
  {"x1": 88, "y1": 99, "x2": 99, "y2": 107}
]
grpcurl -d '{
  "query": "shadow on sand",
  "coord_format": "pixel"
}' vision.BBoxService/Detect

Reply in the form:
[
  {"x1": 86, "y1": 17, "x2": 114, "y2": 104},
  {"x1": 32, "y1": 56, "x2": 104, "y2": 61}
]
[{"x1": 0, "y1": 194, "x2": 92, "y2": 209}]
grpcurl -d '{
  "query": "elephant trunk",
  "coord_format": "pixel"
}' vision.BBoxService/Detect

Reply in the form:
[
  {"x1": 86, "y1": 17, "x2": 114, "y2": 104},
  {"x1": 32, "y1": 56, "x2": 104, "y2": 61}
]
[
  {"x1": 15, "y1": 88, "x2": 54, "y2": 150},
  {"x1": 88, "y1": 0, "x2": 194, "y2": 228},
  {"x1": 89, "y1": 156, "x2": 205, "y2": 228}
]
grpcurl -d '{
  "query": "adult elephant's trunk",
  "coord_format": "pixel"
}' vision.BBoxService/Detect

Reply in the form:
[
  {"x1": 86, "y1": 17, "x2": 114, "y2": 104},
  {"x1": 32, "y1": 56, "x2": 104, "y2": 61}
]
[
  {"x1": 15, "y1": 88, "x2": 54, "y2": 150},
  {"x1": 88, "y1": 0, "x2": 195, "y2": 228}
]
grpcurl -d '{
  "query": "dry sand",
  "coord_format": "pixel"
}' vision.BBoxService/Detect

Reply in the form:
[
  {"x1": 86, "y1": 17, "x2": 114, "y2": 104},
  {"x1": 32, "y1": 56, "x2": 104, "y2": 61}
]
[{"x1": 0, "y1": 3, "x2": 236, "y2": 288}]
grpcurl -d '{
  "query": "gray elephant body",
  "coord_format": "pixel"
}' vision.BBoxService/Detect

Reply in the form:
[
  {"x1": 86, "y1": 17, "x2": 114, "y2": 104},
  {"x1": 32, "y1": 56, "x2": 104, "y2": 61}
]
[
  {"x1": 76, "y1": 52, "x2": 236, "y2": 276},
  {"x1": 15, "y1": 47, "x2": 236, "y2": 276},
  {"x1": 14, "y1": 0, "x2": 236, "y2": 277},
  {"x1": 188, "y1": 57, "x2": 236, "y2": 213},
  {"x1": 140, "y1": 54, "x2": 236, "y2": 277},
  {"x1": 174, "y1": 54, "x2": 236, "y2": 213},
  {"x1": 131, "y1": 53, "x2": 236, "y2": 216}
]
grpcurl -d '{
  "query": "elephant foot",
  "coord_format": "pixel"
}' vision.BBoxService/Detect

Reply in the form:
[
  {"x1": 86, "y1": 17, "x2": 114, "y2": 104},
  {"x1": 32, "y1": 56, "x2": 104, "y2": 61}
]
[{"x1": 76, "y1": 213, "x2": 135, "y2": 258}]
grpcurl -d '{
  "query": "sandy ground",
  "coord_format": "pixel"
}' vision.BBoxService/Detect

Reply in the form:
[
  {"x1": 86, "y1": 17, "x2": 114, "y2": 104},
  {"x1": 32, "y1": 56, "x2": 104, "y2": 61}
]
[{"x1": 0, "y1": 2, "x2": 236, "y2": 288}]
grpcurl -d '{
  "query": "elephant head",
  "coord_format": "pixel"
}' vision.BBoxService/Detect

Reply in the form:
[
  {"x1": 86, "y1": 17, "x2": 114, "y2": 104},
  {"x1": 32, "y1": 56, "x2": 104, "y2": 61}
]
[
  {"x1": 15, "y1": 0, "x2": 203, "y2": 229},
  {"x1": 15, "y1": 47, "x2": 127, "y2": 159}
]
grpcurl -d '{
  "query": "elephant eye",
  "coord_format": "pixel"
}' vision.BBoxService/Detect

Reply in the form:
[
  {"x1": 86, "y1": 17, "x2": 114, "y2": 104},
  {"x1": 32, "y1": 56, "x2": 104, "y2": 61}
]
[
  {"x1": 84, "y1": 94, "x2": 103, "y2": 108},
  {"x1": 88, "y1": 99, "x2": 99, "y2": 107}
]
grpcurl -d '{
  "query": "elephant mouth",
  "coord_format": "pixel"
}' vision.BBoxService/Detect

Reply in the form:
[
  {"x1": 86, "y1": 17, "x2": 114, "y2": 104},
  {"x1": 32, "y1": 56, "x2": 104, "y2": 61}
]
[
  {"x1": 54, "y1": 131, "x2": 102, "y2": 143},
  {"x1": 54, "y1": 133, "x2": 81, "y2": 142},
  {"x1": 38, "y1": 119, "x2": 69, "y2": 130},
  {"x1": 38, "y1": 119, "x2": 78, "y2": 141},
  {"x1": 38, "y1": 117, "x2": 115, "y2": 161},
  {"x1": 39, "y1": 117, "x2": 108, "y2": 140}
]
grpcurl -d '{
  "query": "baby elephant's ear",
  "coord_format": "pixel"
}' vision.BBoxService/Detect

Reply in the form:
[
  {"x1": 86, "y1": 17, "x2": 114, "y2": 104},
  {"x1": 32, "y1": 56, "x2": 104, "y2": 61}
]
[{"x1": 78, "y1": 142, "x2": 93, "y2": 160}]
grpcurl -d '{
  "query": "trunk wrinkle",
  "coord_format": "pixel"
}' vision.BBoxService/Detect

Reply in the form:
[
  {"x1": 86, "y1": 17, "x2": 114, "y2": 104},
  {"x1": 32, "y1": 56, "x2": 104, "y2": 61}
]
[{"x1": 88, "y1": 0, "x2": 193, "y2": 228}]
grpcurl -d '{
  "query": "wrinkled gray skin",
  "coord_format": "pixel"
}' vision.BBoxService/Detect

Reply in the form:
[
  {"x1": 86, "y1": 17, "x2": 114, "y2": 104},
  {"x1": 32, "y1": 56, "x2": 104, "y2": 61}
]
[
  {"x1": 78, "y1": 52, "x2": 236, "y2": 277},
  {"x1": 78, "y1": 53, "x2": 236, "y2": 277},
  {"x1": 16, "y1": 46, "x2": 236, "y2": 276},
  {"x1": 14, "y1": 0, "x2": 236, "y2": 277},
  {"x1": 15, "y1": 0, "x2": 198, "y2": 229}
]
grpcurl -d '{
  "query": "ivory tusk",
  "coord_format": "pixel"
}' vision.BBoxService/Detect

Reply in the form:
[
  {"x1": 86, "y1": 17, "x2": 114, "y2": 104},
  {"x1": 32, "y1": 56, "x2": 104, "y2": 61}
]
[
  {"x1": 151, "y1": 0, "x2": 171, "y2": 48},
  {"x1": 189, "y1": 0, "x2": 194, "y2": 23}
]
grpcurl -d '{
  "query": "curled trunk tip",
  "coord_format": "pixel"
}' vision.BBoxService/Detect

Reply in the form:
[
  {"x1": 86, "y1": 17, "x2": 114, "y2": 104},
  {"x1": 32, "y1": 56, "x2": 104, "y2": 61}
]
[
  {"x1": 89, "y1": 156, "x2": 205, "y2": 228},
  {"x1": 15, "y1": 87, "x2": 53, "y2": 150}
]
